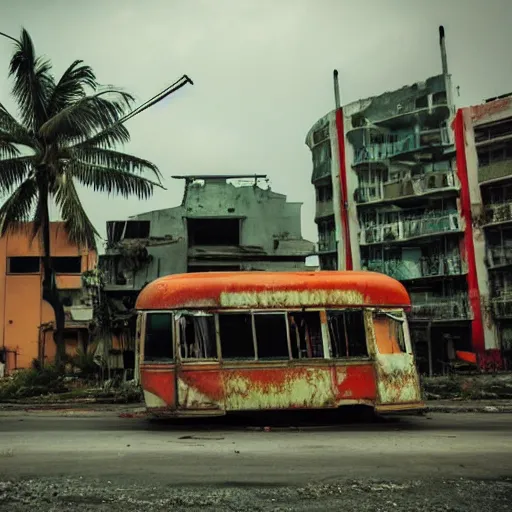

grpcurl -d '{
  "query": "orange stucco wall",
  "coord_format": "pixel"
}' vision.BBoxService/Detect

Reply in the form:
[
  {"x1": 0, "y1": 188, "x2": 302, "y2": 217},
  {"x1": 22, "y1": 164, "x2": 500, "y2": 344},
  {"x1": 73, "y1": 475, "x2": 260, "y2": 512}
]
[{"x1": 0, "y1": 222, "x2": 97, "y2": 371}]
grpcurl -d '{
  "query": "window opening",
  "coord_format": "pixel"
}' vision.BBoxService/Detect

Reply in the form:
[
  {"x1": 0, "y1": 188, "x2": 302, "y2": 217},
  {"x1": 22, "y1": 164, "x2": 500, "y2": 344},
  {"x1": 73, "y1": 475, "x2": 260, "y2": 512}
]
[
  {"x1": 8, "y1": 257, "x2": 40, "y2": 274},
  {"x1": 287, "y1": 312, "x2": 324, "y2": 358},
  {"x1": 187, "y1": 218, "x2": 240, "y2": 246},
  {"x1": 328, "y1": 310, "x2": 368, "y2": 357},
  {"x1": 178, "y1": 313, "x2": 217, "y2": 359},
  {"x1": 254, "y1": 313, "x2": 289, "y2": 360},
  {"x1": 373, "y1": 312, "x2": 406, "y2": 354},
  {"x1": 219, "y1": 313, "x2": 255, "y2": 359},
  {"x1": 144, "y1": 313, "x2": 173, "y2": 361},
  {"x1": 52, "y1": 256, "x2": 81, "y2": 274}
]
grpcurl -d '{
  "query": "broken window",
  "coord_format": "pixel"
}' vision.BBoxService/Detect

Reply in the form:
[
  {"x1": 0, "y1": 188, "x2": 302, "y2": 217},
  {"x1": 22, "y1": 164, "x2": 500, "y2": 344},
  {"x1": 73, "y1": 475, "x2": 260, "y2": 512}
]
[
  {"x1": 187, "y1": 218, "x2": 241, "y2": 246},
  {"x1": 415, "y1": 95, "x2": 428, "y2": 109},
  {"x1": 328, "y1": 310, "x2": 368, "y2": 358},
  {"x1": 178, "y1": 314, "x2": 217, "y2": 359},
  {"x1": 254, "y1": 313, "x2": 289, "y2": 360},
  {"x1": 8, "y1": 257, "x2": 40, "y2": 274},
  {"x1": 219, "y1": 313, "x2": 255, "y2": 359},
  {"x1": 373, "y1": 312, "x2": 406, "y2": 354},
  {"x1": 52, "y1": 256, "x2": 82, "y2": 274},
  {"x1": 144, "y1": 313, "x2": 173, "y2": 361},
  {"x1": 287, "y1": 312, "x2": 324, "y2": 359},
  {"x1": 107, "y1": 220, "x2": 150, "y2": 244}
]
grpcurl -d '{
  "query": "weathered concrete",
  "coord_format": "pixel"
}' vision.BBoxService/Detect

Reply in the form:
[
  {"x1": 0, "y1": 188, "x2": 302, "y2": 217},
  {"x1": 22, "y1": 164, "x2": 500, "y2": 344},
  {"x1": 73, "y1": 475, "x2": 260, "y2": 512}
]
[{"x1": 102, "y1": 176, "x2": 315, "y2": 290}]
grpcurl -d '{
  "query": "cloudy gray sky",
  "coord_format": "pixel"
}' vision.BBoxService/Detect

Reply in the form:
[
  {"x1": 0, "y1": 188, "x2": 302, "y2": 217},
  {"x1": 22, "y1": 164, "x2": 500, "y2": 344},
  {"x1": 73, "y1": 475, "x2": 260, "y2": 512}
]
[{"x1": 1, "y1": 0, "x2": 511, "y2": 248}]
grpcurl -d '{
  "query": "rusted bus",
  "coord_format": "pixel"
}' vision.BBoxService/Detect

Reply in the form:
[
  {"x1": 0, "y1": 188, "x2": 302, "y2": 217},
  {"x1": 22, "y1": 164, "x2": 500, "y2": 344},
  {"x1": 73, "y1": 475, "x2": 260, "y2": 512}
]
[{"x1": 136, "y1": 271, "x2": 424, "y2": 417}]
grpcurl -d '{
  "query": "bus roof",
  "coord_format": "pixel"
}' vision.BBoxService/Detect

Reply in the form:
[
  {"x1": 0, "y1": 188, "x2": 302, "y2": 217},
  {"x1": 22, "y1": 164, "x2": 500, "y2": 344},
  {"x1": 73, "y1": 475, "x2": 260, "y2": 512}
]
[{"x1": 135, "y1": 271, "x2": 410, "y2": 311}]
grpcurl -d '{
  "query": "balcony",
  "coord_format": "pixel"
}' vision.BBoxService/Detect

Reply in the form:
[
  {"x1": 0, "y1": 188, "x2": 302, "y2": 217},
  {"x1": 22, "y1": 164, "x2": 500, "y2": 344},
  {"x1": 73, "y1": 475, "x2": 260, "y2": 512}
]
[
  {"x1": 491, "y1": 295, "x2": 512, "y2": 319},
  {"x1": 484, "y1": 201, "x2": 512, "y2": 226},
  {"x1": 478, "y1": 159, "x2": 512, "y2": 183},
  {"x1": 316, "y1": 239, "x2": 337, "y2": 254},
  {"x1": 315, "y1": 199, "x2": 334, "y2": 220},
  {"x1": 409, "y1": 294, "x2": 471, "y2": 321},
  {"x1": 356, "y1": 171, "x2": 458, "y2": 205},
  {"x1": 365, "y1": 256, "x2": 467, "y2": 281},
  {"x1": 487, "y1": 245, "x2": 512, "y2": 269},
  {"x1": 360, "y1": 212, "x2": 461, "y2": 245},
  {"x1": 353, "y1": 129, "x2": 450, "y2": 167}
]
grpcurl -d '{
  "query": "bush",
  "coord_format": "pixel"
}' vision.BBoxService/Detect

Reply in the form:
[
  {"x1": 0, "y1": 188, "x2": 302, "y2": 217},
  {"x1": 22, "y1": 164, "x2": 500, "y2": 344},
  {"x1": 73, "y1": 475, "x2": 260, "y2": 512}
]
[{"x1": 0, "y1": 364, "x2": 65, "y2": 400}]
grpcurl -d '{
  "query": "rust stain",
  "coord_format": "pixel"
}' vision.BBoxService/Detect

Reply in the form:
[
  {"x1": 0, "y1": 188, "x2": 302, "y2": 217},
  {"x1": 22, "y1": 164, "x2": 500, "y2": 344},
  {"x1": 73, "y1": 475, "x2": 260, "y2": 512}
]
[
  {"x1": 470, "y1": 97, "x2": 512, "y2": 123},
  {"x1": 219, "y1": 289, "x2": 365, "y2": 309}
]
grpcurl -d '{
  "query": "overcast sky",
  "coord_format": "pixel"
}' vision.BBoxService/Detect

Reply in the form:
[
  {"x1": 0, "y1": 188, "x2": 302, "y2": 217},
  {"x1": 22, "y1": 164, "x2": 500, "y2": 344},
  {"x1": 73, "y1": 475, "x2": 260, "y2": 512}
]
[{"x1": 1, "y1": 0, "x2": 512, "y2": 248}]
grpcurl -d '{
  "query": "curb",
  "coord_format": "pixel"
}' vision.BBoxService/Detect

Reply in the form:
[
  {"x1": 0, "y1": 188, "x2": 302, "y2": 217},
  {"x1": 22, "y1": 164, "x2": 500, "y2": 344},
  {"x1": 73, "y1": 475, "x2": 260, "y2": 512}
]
[{"x1": 425, "y1": 405, "x2": 512, "y2": 413}]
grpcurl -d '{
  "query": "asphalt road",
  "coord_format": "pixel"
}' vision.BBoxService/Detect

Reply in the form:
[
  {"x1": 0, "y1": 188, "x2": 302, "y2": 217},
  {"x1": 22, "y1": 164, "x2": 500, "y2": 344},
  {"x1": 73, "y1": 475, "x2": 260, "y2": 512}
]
[{"x1": 0, "y1": 411, "x2": 511, "y2": 511}]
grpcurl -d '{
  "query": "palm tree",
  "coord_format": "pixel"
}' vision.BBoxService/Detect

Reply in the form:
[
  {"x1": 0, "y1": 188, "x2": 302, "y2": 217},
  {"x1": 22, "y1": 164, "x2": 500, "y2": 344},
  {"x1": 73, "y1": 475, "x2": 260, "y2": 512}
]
[{"x1": 0, "y1": 29, "x2": 173, "y2": 366}]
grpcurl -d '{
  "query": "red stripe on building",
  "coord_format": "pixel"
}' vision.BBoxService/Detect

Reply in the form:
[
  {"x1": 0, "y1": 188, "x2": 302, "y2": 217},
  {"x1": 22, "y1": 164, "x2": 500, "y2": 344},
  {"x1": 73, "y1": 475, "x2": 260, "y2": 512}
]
[
  {"x1": 335, "y1": 108, "x2": 353, "y2": 270},
  {"x1": 452, "y1": 109, "x2": 485, "y2": 354}
]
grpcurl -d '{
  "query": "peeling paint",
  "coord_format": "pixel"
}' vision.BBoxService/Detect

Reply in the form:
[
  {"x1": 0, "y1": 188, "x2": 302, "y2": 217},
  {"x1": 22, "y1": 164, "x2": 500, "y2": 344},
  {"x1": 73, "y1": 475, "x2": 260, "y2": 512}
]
[
  {"x1": 223, "y1": 368, "x2": 335, "y2": 410},
  {"x1": 220, "y1": 289, "x2": 365, "y2": 309},
  {"x1": 374, "y1": 354, "x2": 422, "y2": 403}
]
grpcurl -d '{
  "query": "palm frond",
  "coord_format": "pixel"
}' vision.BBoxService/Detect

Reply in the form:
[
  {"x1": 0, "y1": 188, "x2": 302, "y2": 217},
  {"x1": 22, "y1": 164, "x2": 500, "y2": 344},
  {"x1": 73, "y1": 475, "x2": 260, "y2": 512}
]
[
  {"x1": 68, "y1": 121, "x2": 131, "y2": 150},
  {"x1": 39, "y1": 89, "x2": 134, "y2": 143},
  {"x1": 0, "y1": 155, "x2": 34, "y2": 192},
  {"x1": 0, "y1": 140, "x2": 20, "y2": 159},
  {"x1": 53, "y1": 173, "x2": 99, "y2": 249},
  {"x1": 68, "y1": 160, "x2": 162, "y2": 200},
  {"x1": 48, "y1": 60, "x2": 97, "y2": 116},
  {"x1": 9, "y1": 29, "x2": 54, "y2": 130},
  {"x1": 0, "y1": 177, "x2": 38, "y2": 236},
  {"x1": 0, "y1": 101, "x2": 36, "y2": 149},
  {"x1": 73, "y1": 147, "x2": 162, "y2": 181}
]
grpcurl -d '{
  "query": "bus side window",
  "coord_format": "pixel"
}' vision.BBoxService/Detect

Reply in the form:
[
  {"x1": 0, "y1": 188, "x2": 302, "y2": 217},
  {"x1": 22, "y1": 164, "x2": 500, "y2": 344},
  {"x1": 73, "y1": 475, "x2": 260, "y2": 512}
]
[
  {"x1": 287, "y1": 312, "x2": 324, "y2": 359},
  {"x1": 373, "y1": 313, "x2": 406, "y2": 354},
  {"x1": 327, "y1": 310, "x2": 368, "y2": 358},
  {"x1": 219, "y1": 313, "x2": 255, "y2": 360},
  {"x1": 178, "y1": 315, "x2": 217, "y2": 359},
  {"x1": 254, "y1": 313, "x2": 289, "y2": 360},
  {"x1": 144, "y1": 313, "x2": 173, "y2": 361}
]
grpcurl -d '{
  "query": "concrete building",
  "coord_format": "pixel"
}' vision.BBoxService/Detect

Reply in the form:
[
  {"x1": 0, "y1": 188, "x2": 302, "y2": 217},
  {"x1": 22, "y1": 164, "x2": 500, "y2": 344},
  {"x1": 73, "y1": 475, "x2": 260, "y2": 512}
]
[
  {"x1": 101, "y1": 174, "x2": 315, "y2": 295},
  {"x1": 0, "y1": 223, "x2": 96, "y2": 373},
  {"x1": 305, "y1": 27, "x2": 506, "y2": 374},
  {"x1": 455, "y1": 93, "x2": 512, "y2": 370}
]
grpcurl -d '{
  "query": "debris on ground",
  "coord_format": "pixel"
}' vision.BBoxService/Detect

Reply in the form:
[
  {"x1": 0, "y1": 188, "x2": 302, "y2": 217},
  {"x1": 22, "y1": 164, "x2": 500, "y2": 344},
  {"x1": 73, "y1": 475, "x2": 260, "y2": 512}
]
[{"x1": 0, "y1": 477, "x2": 511, "y2": 512}]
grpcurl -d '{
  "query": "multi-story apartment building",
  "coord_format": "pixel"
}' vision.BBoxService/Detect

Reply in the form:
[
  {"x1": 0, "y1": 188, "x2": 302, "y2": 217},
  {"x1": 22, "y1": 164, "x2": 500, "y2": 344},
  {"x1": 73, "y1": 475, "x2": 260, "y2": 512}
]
[
  {"x1": 0, "y1": 223, "x2": 96, "y2": 373},
  {"x1": 305, "y1": 27, "x2": 508, "y2": 374},
  {"x1": 456, "y1": 94, "x2": 512, "y2": 370}
]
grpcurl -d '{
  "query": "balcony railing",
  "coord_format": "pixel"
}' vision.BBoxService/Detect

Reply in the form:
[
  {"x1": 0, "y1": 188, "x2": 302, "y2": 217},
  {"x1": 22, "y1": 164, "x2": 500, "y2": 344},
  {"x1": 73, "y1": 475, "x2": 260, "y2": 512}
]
[
  {"x1": 353, "y1": 129, "x2": 449, "y2": 166},
  {"x1": 317, "y1": 240, "x2": 337, "y2": 253},
  {"x1": 488, "y1": 245, "x2": 512, "y2": 268},
  {"x1": 365, "y1": 256, "x2": 467, "y2": 281},
  {"x1": 356, "y1": 171, "x2": 458, "y2": 204},
  {"x1": 360, "y1": 213, "x2": 461, "y2": 245},
  {"x1": 409, "y1": 294, "x2": 471, "y2": 321},
  {"x1": 315, "y1": 199, "x2": 334, "y2": 219},
  {"x1": 492, "y1": 295, "x2": 512, "y2": 319},
  {"x1": 484, "y1": 201, "x2": 512, "y2": 225}
]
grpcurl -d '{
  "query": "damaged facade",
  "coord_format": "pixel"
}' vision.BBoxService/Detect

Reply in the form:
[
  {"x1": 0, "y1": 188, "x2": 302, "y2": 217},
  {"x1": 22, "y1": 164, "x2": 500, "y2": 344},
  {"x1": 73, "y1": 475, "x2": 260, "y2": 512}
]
[
  {"x1": 306, "y1": 27, "x2": 509, "y2": 374},
  {"x1": 0, "y1": 222, "x2": 96, "y2": 374},
  {"x1": 456, "y1": 94, "x2": 512, "y2": 370},
  {"x1": 98, "y1": 175, "x2": 315, "y2": 372}
]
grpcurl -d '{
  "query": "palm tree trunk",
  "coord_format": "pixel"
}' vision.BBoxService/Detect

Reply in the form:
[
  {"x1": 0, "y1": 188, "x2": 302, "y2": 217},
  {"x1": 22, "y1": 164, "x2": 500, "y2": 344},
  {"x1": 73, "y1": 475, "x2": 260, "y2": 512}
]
[{"x1": 38, "y1": 180, "x2": 66, "y2": 369}]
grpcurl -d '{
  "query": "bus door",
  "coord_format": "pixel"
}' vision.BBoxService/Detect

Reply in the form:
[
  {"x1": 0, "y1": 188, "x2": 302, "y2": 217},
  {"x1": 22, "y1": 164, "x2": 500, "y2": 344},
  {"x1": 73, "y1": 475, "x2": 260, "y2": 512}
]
[
  {"x1": 175, "y1": 312, "x2": 225, "y2": 414},
  {"x1": 369, "y1": 310, "x2": 422, "y2": 409},
  {"x1": 140, "y1": 312, "x2": 177, "y2": 410}
]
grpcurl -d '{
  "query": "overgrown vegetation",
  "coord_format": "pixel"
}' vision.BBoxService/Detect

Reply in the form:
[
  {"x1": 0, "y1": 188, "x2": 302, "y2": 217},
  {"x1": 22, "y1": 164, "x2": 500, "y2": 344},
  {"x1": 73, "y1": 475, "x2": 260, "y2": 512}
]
[{"x1": 0, "y1": 356, "x2": 142, "y2": 403}]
